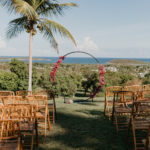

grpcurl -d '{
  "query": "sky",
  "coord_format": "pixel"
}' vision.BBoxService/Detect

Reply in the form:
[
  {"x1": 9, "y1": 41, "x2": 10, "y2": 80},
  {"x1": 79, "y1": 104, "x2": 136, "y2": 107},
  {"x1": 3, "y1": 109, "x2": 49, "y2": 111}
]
[{"x1": 0, "y1": 0, "x2": 150, "y2": 58}]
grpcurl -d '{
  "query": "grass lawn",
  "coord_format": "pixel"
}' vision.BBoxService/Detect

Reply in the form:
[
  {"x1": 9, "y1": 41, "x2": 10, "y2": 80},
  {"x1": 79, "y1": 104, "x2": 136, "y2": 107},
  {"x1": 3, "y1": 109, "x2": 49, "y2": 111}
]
[{"x1": 39, "y1": 96, "x2": 133, "y2": 150}]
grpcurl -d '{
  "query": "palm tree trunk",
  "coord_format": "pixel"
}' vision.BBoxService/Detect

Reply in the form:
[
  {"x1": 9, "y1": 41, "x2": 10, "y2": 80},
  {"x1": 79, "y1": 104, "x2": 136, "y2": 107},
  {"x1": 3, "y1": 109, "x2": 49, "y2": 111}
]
[{"x1": 28, "y1": 31, "x2": 33, "y2": 91}]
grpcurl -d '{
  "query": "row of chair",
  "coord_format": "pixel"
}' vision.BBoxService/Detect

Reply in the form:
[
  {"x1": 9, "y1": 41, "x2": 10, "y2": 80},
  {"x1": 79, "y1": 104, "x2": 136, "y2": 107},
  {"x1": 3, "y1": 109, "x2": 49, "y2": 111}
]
[
  {"x1": 108, "y1": 86, "x2": 150, "y2": 149},
  {"x1": 0, "y1": 90, "x2": 57, "y2": 123},
  {"x1": 0, "y1": 90, "x2": 57, "y2": 149},
  {"x1": 0, "y1": 104, "x2": 38, "y2": 150},
  {"x1": 104, "y1": 84, "x2": 150, "y2": 118}
]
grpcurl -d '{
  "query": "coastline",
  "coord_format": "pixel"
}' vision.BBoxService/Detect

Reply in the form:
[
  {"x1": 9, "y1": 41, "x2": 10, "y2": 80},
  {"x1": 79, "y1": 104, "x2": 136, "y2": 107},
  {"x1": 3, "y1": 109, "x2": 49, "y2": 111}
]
[{"x1": 0, "y1": 56, "x2": 149, "y2": 65}]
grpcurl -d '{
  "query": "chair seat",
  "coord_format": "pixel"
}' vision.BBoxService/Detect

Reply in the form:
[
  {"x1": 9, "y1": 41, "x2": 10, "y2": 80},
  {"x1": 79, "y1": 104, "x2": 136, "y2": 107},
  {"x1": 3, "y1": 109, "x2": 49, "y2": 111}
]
[
  {"x1": 10, "y1": 112, "x2": 20, "y2": 118},
  {"x1": 115, "y1": 107, "x2": 131, "y2": 113},
  {"x1": 138, "y1": 105, "x2": 150, "y2": 112},
  {"x1": 36, "y1": 112, "x2": 46, "y2": 118},
  {"x1": 20, "y1": 122, "x2": 34, "y2": 131},
  {"x1": 0, "y1": 141, "x2": 18, "y2": 150},
  {"x1": 134, "y1": 124, "x2": 150, "y2": 130},
  {"x1": 106, "y1": 101, "x2": 113, "y2": 106}
]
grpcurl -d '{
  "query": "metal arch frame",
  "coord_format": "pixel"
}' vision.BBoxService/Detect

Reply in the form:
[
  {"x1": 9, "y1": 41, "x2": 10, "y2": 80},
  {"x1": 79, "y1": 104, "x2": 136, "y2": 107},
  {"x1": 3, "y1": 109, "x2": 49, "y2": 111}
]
[
  {"x1": 51, "y1": 51, "x2": 103, "y2": 102},
  {"x1": 64, "y1": 51, "x2": 100, "y2": 64}
]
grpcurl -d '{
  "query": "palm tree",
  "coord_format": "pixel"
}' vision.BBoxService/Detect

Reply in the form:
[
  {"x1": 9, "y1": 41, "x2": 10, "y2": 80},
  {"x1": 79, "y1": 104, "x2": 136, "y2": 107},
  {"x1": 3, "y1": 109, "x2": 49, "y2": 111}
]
[{"x1": 1, "y1": 0, "x2": 77, "y2": 91}]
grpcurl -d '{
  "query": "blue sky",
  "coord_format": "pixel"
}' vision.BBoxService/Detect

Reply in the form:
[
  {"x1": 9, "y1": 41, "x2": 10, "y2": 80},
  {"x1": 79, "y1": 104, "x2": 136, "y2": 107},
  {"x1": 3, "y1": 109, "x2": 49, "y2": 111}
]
[{"x1": 0, "y1": 0, "x2": 150, "y2": 58}]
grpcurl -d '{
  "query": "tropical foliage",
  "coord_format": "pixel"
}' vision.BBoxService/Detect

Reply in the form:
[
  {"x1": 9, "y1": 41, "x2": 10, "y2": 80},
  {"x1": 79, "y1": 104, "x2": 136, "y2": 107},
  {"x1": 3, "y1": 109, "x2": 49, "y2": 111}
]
[
  {"x1": 0, "y1": 71, "x2": 18, "y2": 91},
  {"x1": 1, "y1": 0, "x2": 77, "y2": 91},
  {"x1": 0, "y1": 58, "x2": 148, "y2": 98},
  {"x1": 9, "y1": 59, "x2": 38, "y2": 90}
]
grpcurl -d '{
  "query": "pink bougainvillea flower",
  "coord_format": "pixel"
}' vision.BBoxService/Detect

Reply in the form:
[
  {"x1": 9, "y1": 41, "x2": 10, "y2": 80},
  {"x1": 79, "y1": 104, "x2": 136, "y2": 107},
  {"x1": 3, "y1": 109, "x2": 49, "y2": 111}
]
[
  {"x1": 50, "y1": 56, "x2": 66, "y2": 82},
  {"x1": 89, "y1": 65, "x2": 106, "y2": 98}
]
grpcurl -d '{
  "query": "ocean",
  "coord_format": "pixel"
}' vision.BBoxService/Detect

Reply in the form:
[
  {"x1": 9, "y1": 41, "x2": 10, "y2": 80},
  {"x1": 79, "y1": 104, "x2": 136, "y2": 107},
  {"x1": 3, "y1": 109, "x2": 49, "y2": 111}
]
[{"x1": 0, "y1": 56, "x2": 150, "y2": 64}]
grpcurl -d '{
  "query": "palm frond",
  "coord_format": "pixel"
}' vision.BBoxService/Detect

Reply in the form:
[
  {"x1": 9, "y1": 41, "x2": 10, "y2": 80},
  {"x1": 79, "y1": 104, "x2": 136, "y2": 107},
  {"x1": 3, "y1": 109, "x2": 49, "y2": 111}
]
[
  {"x1": 7, "y1": 17, "x2": 27, "y2": 39},
  {"x1": 1, "y1": 0, "x2": 38, "y2": 19},
  {"x1": 39, "y1": 21, "x2": 58, "y2": 52},
  {"x1": 0, "y1": 0, "x2": 15, "y2": 13},
  {"x1": 13, "y1": 0, "x2": 38, "y2": 19},
  {"x1": 36, "y1": 2, "x2": 77, "y2": 17},
  {"x1": 40, "y1": 19, "x2": 76, "y2": 46}
]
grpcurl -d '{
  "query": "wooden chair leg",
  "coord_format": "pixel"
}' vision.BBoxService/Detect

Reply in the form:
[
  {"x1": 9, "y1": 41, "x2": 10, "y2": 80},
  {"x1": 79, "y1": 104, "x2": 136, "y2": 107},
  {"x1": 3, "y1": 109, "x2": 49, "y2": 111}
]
[
  {"x1": 126, "y1": 118, "x2": 132, "y2": 144},
  {"x1": 114, "y1": 113, "x2": 119, "y2": 133},
  {"x1": 47, "y1": 115, "x2": 51, "y2": 132},
  {"x1": 131, "y1": 118, "x2": 137, "y2": 150},
  {"x1": 53, "y1": 98, "x2": 57, "y2": 120},
  {"x1": 31, "y1": 131, "x2": 34, "y2": 150},
  {"x1": 35, "y1": 120, "x2": 39, "y2": 147},
  {"x1": 45, "y1": 117, "x2": 47, "y2": 137},
  {"x1": 53, "y1": 106, "x2": 55, "y2": 124}
]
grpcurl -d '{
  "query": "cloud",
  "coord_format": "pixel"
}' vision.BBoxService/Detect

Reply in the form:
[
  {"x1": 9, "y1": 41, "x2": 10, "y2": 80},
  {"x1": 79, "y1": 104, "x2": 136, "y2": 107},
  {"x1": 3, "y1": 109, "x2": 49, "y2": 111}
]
[
  {"x1": 77, "y1": 37, "x2": 99, "y2": 51},
  {"x1": 0, "y1": 37, "x2": 6, "y2": 49}
]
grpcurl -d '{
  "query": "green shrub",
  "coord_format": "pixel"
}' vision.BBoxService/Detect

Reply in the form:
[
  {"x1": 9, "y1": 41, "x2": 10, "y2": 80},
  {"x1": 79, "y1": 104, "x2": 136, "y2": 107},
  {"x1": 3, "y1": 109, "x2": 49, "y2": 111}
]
[
  {"x1": 39, "y1": 69, "x2": 78, "y2": 97},
  {"x1": 82, "y1": 71, "x2": 99, "y2": 96},
  {"x1": 10, "y1": 59, "x2": 38, "y2": 90},
  {"x1": 0, "y1": 71, "x2": 18, "y2": 91}
]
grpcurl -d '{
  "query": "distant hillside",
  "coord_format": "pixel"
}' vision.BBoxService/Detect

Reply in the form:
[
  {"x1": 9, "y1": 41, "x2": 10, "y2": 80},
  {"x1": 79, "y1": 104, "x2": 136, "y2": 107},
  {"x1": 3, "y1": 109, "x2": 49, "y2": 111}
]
[{"x1": 109, "y1": 59, "x2": 149, "y2": 65}]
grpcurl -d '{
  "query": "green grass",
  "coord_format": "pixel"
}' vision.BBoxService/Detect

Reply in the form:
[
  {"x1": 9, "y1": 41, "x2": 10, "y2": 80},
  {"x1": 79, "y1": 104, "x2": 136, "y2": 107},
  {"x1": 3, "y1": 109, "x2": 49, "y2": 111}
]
[{"x1": 39, "y1": 97, "x2": 132, "y2": 150}]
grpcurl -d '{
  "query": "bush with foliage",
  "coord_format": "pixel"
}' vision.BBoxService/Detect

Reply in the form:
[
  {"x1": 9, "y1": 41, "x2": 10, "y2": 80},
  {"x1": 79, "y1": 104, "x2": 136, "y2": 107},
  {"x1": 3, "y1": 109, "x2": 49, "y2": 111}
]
[
  {"x1": 10, "y1": 59, "x2": 38, "y2": 90},
  {"x1": 119, "y1": 73, "x2": 135, "y2": 85},
  {"x1": 143, "y1": 72, "x2": 150, "y2": 84},
  {"x1": 0, "y1": 71, "x2": 18, "y2": 91},
  {"x1": 82, "y1": 71, "x2": 99, "y2": 96},
  {"x1": 39, "y1": 68, "x2": 78, "y2": 97}
]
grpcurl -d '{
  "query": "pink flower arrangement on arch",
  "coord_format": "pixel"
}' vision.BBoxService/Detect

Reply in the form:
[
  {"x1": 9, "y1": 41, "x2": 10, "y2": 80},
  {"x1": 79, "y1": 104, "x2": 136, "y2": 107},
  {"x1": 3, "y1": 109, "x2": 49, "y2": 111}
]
[
  {"x1": 89, "y1": 65, "x2": 106, "y2": 99},
  {"x1": 50, "y1": 56, "x2": 65, "y2": 82}
]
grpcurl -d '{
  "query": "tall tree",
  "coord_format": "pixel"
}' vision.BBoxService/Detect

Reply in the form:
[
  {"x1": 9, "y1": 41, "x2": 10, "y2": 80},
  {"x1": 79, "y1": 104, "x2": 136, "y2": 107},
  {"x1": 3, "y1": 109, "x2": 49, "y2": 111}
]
[{"x1": 1, "y1": 0, "x2": 77, "y2": 91}]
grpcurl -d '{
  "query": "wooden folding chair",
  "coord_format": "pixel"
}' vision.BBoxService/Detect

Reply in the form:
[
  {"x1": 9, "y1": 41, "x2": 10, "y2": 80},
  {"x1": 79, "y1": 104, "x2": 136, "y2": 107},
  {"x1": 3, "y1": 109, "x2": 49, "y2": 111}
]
[
  {"x1": 123, "y1": 85, "x2": 141, "y2": 105},
  {"x1": 0, "y1": 96, "x2": 23, "y2": 105},
  {"x1": 16, "y1": 91, "x2": 32, "y2": 99},
  {"x1": 112, "y1": 90, "x2": 134, "y2": 133},
  {"x1": 124, "y1": 85, "x2": 141, "y2": 94},
  {"x1": 104, "y1": 86, "x2": 123, "y2": 118},
  {"x1": 0, "y1": 91, "x2": 15, "y2": 96},
  {"x1": 127, "y1": 101, "x2": 150, "y2": 150},
  {"x1": 4, "y1": 104, "x2": 38, "y2": 150},
  {"x1": 35, "y1": 90, "x2": 56, "y2": 123},
  {"x1": 0, "y1": 119, "x2": 22, "y2": 150},
  {"x1": 136, "y1": 90, "x2": 150, "y2": 102},
  {"x1": 27, "y1": 95, "x2": 51, "y2": 136}
]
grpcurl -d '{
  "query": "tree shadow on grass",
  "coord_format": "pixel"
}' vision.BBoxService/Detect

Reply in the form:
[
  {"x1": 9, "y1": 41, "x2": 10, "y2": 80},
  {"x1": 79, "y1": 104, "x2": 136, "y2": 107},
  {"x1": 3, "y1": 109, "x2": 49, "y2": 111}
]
[
  {"x1": 39, "y1": 110, "x2": 133, "y2": 150},
  {"x1": 73, "y1": 98, "x2": 104, "y2": 104},
  {"x1": 73, "y1": 99, "x2": 97, "y2": 106}
]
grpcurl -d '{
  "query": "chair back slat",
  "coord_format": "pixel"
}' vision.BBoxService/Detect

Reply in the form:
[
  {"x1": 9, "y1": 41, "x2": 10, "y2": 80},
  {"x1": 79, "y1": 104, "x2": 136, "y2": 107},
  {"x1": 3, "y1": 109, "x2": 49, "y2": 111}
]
[
  {"x1": 0, "y1": 96, "x2": 23, "y2": 105},
  {"x1": 124, "y1": 85, "x2": 141, "y2": 93},
  {"x1": 106, "y1": 86, "x2": 123, "y2": 97},
  {"x1": 35, "y1": 90, "x2": 55, "y2": 99},
  {"x1": 16, "y1": 90, "x2": 32, "y2": 98},
  {"x1": 0, "y1": 120, "x2": 20, "y2": 140},
  {"x1": 0, "y1": 91, "x2": 14, "y2": 96},
  {"x1": 4, "y1": 104, "x2": 36, "y2": 121},
  {"x1": 114, "y1": 90, "x2": 134, "y2": 104}
]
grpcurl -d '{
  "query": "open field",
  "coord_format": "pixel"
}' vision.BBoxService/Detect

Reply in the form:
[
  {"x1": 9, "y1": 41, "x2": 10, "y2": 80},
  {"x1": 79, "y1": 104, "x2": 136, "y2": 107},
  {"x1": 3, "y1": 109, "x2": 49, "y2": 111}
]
[{"x1": 39, "y1": 96, "x2": 132, "y2": 150}]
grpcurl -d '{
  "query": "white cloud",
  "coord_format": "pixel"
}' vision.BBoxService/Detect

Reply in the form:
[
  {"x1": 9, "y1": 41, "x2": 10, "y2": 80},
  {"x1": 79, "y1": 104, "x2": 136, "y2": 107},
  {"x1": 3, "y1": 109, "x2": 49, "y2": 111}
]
[
  {"x1": 0, "y1": 37, "x2": 6, "y2": 49},
  {"x1": 77, "y1": 37, "x2": 98, "y2": 51}
]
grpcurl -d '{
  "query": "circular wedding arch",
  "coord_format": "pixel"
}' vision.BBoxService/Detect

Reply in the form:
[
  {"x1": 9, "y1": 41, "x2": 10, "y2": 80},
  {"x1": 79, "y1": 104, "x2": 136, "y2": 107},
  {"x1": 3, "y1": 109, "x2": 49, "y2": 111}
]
[{"x1": 50, "y1": 51, "x2": 106, "y2": 102}]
